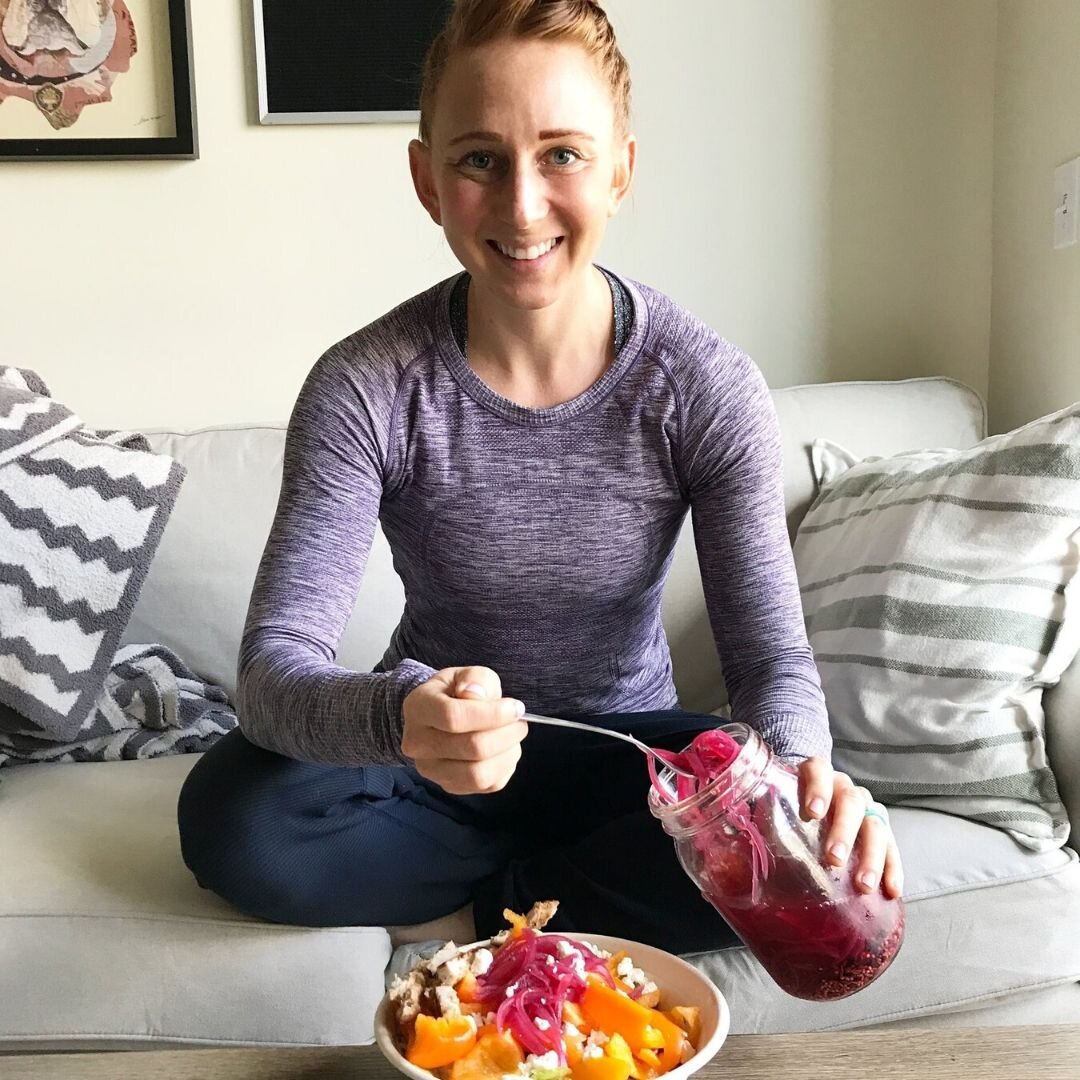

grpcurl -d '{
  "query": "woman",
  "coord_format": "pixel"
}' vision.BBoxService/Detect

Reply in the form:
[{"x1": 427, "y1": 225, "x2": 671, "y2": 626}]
[{"x1": 178, "y1": 0, "x2": 902, "y2": 955}]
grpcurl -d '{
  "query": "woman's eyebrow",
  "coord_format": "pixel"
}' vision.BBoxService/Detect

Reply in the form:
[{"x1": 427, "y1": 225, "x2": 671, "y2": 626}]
[
  {"x1": 447, "y1": 128, "x2": 596, "y2": 146},
  {"x1": 538, "y1": 128, "x2": 596, "y2": 142},
  {"x1": 448, "y1": 130, "x2": 502, "y2": 146}
]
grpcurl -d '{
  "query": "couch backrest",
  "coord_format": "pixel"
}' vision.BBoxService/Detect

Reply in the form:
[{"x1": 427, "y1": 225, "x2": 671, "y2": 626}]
[{"x1": 125, "y1": 377, "x2": 1078, "y2": 836}]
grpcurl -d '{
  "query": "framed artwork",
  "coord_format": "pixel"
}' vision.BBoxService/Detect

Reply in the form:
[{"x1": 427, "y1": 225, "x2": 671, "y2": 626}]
[
  {"x1": 254, "y1": 0, "x2": 449, "y2": 125},
  {"x1": 0, "y1": 0, "x2": 197, "y2": 161}
]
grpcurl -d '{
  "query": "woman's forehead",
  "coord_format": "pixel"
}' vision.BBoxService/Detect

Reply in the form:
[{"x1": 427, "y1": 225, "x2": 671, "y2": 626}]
[{"x1": 434, "y1": 38, "x2": 616, "y2": 140}]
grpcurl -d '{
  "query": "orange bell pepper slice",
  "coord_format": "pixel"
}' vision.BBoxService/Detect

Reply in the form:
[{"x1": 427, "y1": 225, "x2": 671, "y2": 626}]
[
  {"x1": 579, "y1": 979, "x2": 687, "y2": 1074},
  {"x1": 406, "y1": 1014, "x2": 478, "y2": 1070}
]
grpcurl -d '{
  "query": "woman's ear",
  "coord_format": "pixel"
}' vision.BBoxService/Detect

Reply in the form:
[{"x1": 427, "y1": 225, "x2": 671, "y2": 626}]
[
  {"x1": 608, "y1": 133, "x2": 637, "y2": 218},
  {"x1": 409, "y1": 139, "x2": 443, "y2": 226}
]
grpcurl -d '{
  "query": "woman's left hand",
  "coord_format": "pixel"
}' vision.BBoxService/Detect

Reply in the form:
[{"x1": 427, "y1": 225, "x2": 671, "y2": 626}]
[{"x1": 794, "y1": 757, "x2": 904, "y2": 899}]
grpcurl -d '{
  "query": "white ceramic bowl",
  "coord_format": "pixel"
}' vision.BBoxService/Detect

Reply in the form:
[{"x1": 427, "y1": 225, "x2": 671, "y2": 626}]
[{"x1": 375, "y1": 931, "x2": 730, "y2": 1080}]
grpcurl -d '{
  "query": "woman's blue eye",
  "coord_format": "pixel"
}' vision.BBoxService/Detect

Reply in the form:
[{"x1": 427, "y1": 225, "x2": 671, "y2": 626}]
[
  {"x1": 463, "y1": 151, "x2": 494, "y2": 169},
  {"x1": 551, "y1": 148, "x2": 578, "y2": 165}
]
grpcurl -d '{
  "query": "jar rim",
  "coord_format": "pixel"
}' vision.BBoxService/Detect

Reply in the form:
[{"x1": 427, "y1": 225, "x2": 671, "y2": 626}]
[{"x1": 647, "y1": 722, "x2": 772, "y2": 827}]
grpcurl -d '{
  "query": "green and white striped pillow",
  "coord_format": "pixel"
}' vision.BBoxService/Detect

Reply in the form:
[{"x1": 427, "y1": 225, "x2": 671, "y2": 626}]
[{"x1": 793, "y1": 403, "x2": 1080, "y2": 852}]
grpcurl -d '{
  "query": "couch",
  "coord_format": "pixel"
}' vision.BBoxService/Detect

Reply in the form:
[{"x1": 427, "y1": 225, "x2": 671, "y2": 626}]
[{"x1": 3, "y1": 375, "x2": 1078, "y2": 1051}]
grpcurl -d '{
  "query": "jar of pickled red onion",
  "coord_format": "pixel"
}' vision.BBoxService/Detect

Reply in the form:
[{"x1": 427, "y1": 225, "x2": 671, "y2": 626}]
[{"x1": 647, "y1": 722, "x2": 904, "y2": 1001}]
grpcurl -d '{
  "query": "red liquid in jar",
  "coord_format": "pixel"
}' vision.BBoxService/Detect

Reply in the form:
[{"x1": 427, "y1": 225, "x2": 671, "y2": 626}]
[
  {"x1": 655, "y1": 727, "x2": 905, "y2": 1002},
  {"x1": 706, "y1": 871, "x2": 905, "y2": 1000}
]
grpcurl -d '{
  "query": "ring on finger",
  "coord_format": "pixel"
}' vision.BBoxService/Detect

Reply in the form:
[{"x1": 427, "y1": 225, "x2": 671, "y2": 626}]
[{"x1": 862, "y1": 800, "x2": 891, "y2": 828}]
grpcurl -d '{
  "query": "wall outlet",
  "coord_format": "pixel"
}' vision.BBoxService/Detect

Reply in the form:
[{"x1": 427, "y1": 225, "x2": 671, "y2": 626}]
[{"x1": 1054, "y1": 157, "x2": 1079, "y2": 250}]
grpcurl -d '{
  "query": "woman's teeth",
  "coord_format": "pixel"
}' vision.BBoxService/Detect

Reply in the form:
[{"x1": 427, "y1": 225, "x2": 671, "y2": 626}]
[{"x1": 494, "y1": 238, "x2": 559, "y2": 261}]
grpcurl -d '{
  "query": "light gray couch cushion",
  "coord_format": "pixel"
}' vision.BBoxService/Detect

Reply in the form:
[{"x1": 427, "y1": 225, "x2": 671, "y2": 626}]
[
  {"x1": 0, "y1": 754, "x2": 390, "y2": 1049},
  {"x1": 2, "y1": 753, "x2": 1076, "y2": 1048}
]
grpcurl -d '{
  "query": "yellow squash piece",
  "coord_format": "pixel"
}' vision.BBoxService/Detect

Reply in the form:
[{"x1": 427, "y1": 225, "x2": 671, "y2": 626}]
[{"x1": 571, "y1": 1055, "x2": 632, "y2": 1080}]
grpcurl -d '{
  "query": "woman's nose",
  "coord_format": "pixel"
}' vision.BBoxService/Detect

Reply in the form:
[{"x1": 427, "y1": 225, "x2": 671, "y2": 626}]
[{"x1": 502, "y1": 162, "x2": 547, "y2": 228}]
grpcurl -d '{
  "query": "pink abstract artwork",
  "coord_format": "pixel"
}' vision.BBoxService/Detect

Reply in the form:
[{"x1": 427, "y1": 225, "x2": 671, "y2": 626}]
[{"x1": 0, "y1": 0, "x2": 138, "y2": 129}]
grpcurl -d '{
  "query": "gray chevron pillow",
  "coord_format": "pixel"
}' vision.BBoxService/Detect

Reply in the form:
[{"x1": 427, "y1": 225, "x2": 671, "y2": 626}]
[{"x1": 0, "y1": 366, "x2": 186, "y2": 743}]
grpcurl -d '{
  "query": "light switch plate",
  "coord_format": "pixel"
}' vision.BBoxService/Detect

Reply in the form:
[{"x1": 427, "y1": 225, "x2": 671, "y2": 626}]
[{"x1": 1054, "y1": 157, "x2": 1079, "y2": 250}]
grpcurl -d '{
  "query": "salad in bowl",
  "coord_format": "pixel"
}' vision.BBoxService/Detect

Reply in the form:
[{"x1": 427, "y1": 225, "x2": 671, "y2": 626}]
[{"x1": 377, "y1": 902, "x2": 729, "y2": 1080}]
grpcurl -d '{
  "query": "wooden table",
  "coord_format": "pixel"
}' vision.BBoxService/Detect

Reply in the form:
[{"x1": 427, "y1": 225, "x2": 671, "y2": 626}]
[{"x1": 1, "y1": 1026, "x2": 1076, "y2": 1080}]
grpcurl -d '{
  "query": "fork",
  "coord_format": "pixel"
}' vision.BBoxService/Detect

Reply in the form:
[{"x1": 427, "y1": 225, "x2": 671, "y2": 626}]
[{"x1": 522, "y1": 712, "x2": 697, "y2": 779}]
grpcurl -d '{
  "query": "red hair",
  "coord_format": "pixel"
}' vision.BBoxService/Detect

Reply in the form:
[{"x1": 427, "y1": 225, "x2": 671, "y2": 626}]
[{"x1": 418, "y1": 0, "x2": 632, "y2": 144}]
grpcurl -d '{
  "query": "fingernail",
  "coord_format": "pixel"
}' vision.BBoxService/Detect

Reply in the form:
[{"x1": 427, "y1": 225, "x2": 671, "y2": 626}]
[
  {"x1": 829, "y1": 842, "x2": 847, "y2": 863},
  {"x1": 809, "y1": 797, "x2": 826, "y2": 817},
  {"x1": 859, "y1": 871, "x2": 878, "y2": 891},
  {"x1": 458, "y1": 682, "x2": 486, "y2": 698},
  {"x1": 513, "y1": 700, "x2": 526, "y2": 717}
]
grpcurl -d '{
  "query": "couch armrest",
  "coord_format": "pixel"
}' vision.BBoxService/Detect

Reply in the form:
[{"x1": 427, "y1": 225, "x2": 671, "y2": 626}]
[{"x1": 1045, "y1": 659, "x2": 1080, "y2": 852}]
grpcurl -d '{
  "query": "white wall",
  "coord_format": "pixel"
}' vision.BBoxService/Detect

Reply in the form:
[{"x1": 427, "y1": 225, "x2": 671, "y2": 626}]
[
  {"x1": 989, "y1": 0, "x2": 1080, "y2": 434},
  {"x1": 1, "y1": 1, "x2": 997, "y2": 431}
]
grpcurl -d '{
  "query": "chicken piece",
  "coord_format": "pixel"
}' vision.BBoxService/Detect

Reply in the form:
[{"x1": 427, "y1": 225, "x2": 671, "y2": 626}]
[
  {"x1": 388, "y1": 968, "x2": 426, "y2": 1028},
  {"x1": 524, "y1": 900, "x2": 560, "y2": 931}
]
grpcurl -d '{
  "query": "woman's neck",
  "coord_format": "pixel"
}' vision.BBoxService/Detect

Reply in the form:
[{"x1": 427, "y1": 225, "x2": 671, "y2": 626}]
[{"x1": 464, "y1": 266, "x2": 614, "y2": 408}]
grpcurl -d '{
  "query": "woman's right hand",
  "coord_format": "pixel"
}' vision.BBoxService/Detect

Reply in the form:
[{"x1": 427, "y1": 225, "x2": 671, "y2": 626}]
[{"x1": 402, "y1": 666, "x2": 528, "y2": 795}]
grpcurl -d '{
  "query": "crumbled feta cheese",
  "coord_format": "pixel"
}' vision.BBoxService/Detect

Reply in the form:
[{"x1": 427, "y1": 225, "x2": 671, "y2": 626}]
[
  {"x1": 438, "y1": 956, "x2": 470, "y2": 985},
  {"x1": 471, "y1": 948, "x2": 494, "y2": 976},
  {"x1": 544, "y1": 954, "x2": 557, "y2": 967},
  {"x1": 585, "y1": 1029, "x2": 609, "y2": 1049},
  {"x1": 563, "y1": 1022, "x2": 582, "y2": 1038},
  {"x1": 534, "y1": 1017, "x2": 551, "y2": 1031},
  {"x1": 615, "y1": 956, "x2": 647, "y2": 987},
  {"x1": 527, "y1": 1051, "x2": 560, "y2": 1071},
  {"x1": 556, "y1": 940, "x2": 579, "y2": 959},
  {"x1": 582, "y1": 1045, "x2": 605, "y2": 1060},
  {"x1": 641, "y1": 980, "x2": 658, "y2": 997},
  {"x1": 505, "y1": 980, "x2": 520, "y2": 998}
]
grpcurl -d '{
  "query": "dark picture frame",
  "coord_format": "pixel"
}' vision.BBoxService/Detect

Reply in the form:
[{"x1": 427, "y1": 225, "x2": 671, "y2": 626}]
[
  {"x1": 253, "y1": 0, "x2": 449, "y2": 125},
  {"x1": 0, "y1": 0, "x2": 198, "y2": 161}
]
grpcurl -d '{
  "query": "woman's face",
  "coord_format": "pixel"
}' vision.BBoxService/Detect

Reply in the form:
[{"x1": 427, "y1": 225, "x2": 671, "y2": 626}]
[{"x1": 410, "y1": 37, "x2": 635, "y2": 312}]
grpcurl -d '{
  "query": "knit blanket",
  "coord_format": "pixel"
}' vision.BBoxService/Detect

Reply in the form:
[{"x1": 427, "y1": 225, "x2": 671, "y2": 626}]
[
  {"x1": 0, "y1": 365, "x2": 235, "y2": 761},
  {"x1": 0, "y1": 643, "x2": 237, "y2": 765}
]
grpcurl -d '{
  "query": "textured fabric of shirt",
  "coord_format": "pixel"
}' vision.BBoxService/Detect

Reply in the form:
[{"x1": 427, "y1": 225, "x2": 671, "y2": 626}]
[{"x1": 236, "y1": 270, "x2": 831, "y2": 767}]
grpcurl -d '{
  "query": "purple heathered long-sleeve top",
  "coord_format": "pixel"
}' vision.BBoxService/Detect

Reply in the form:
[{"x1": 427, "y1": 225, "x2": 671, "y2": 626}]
[{"x1": 236, "y1": 270, "x2": 831, "y2": 767}]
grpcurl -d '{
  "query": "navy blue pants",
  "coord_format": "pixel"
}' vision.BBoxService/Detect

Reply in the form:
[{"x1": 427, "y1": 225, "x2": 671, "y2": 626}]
[{"x1": 177, "y1": 709, "x2": 740, "y2": 955}]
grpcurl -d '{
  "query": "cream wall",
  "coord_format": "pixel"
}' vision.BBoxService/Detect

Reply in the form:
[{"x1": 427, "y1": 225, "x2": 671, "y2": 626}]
[
  {"x1": 826, "y1": 0, "x2": 996, "y2": 396},
  {"x1": 989, "y1": 0, "x2": 1080, "y2": 434},
  {"x1": 1, "y1": 1, "x2": 997, "y2": 431}
]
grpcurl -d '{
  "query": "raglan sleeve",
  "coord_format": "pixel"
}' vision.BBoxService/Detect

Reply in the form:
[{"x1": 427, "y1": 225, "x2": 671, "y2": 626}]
[
  {"x1": 679, "y1": 339, "x2": 832, "y2": 764},
  {"x1": 234, "y1": 346, "x2": 435, "y2": 765}
]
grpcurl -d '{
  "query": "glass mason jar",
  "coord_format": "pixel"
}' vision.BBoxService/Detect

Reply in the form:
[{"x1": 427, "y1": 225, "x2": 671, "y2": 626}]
[{"x1": 648, "y1": 722, "x2": 905, "y2": 1001}]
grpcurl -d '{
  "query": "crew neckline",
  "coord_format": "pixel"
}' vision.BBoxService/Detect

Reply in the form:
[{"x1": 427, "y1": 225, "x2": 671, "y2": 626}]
[{"x1": 433, "y1": 266, "x2": 651, "y2": 426}]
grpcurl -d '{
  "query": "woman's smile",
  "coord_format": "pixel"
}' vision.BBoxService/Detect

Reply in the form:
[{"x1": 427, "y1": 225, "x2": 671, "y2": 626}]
[{"x1": 488, "y1": 236, "x2": 564, "y2": 267}]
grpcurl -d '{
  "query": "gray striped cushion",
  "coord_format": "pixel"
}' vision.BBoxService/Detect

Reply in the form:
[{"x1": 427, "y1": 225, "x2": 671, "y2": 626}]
[{"x1": 793, "y1": 403, "x2": 1080, "y2": 852}]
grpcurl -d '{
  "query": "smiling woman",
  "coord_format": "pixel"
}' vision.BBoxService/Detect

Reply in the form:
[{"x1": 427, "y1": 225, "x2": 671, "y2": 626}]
[{"x1": 177, "y1": 0, "x2": 902, "y2": 962}]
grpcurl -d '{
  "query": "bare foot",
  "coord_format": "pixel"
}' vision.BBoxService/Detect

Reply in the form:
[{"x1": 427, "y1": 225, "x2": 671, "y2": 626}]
[{"x1": 387, "y1": 901, "x2": 476, "y2": 947}]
